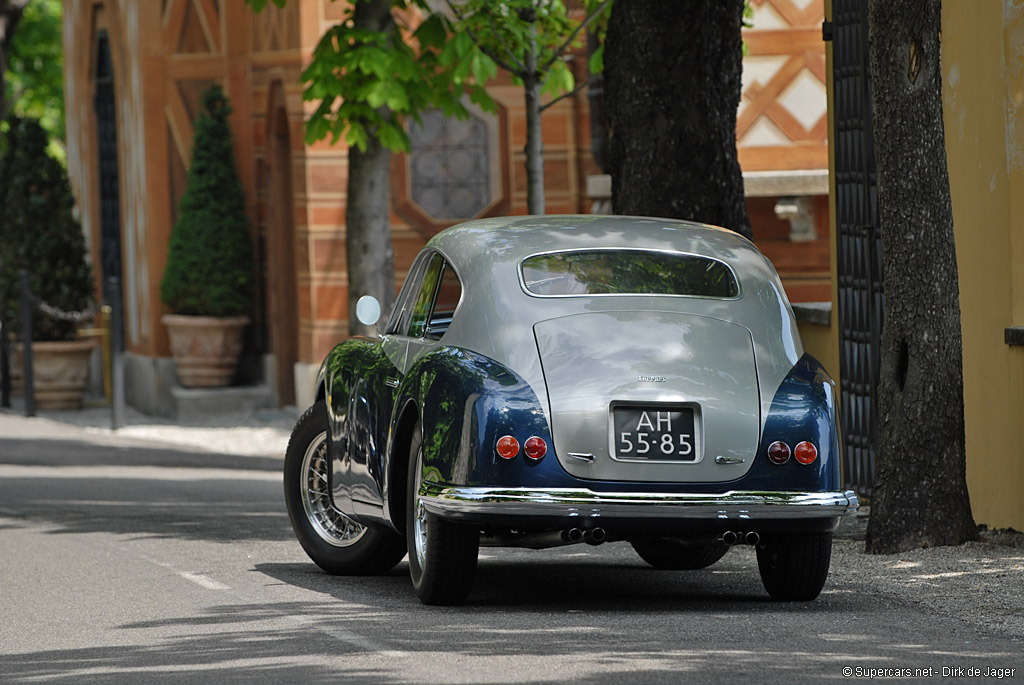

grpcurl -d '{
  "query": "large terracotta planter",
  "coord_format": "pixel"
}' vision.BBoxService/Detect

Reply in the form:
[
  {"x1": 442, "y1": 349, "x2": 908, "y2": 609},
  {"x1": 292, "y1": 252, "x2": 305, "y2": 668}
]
[
  {"x1": 162, "y1": 314, "x2": 249, "y2": 388},
  {"x1": 15, "y1": 339, "x2": 97, "y2": 409}
]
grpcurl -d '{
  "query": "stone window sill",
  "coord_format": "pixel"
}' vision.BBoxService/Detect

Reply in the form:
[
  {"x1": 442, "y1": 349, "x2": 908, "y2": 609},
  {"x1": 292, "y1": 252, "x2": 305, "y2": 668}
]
[{"x1": 792, "y1": 302, "x2": 832, "y2": 326}]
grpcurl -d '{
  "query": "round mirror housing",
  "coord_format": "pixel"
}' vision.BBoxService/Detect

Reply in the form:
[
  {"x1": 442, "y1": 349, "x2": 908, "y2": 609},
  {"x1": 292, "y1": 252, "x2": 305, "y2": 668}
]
[{"x1": 355, "y1": 295, "x2": 381, "y2": 327}]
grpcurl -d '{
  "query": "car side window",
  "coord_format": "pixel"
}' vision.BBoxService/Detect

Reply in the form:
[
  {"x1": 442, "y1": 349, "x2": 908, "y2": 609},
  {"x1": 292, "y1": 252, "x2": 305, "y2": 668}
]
[
  {"x1": 424, "y1": 263, "x2": 462, "y2": 340},
  {"x1": 386, "y1": 252, "x2": 432, "y2": 336},
  {"x1": 407, "y1": 253, "x2": 445, "y2": 339}
]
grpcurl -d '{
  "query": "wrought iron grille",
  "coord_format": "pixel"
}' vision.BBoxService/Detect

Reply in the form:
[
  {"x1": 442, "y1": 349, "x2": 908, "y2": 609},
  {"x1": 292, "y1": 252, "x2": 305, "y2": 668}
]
[{"x1": 830, "y1": 0, "x2": 883, "y2": 497}]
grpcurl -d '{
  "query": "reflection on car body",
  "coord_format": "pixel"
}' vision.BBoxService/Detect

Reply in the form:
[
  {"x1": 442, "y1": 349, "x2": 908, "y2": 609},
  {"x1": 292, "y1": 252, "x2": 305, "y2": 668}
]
[{"x1": 282, "y1": 215, "x2": 858, "y2": 605}]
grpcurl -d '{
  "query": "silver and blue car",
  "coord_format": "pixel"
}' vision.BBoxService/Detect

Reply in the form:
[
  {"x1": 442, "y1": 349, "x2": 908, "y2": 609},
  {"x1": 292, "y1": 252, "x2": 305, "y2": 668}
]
[{"x1": 283, "y1": 215, "x2": 859, "y2": 605}]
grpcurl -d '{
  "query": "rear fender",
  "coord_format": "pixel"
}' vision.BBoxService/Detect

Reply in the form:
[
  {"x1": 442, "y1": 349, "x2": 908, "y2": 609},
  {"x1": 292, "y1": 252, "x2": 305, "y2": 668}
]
[
  {"x1": 396, "y1": 347, "x2": 560, "y2": 490},
  {"x1": 751, "y1": 353, "x2": 841, "y2": 491}
]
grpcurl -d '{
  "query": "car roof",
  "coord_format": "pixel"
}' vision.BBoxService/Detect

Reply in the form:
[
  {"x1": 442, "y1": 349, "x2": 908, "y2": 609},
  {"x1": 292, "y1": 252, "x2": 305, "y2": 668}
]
[{"x1": 426, "y1": 215, "x2": 756, "y2": 269}]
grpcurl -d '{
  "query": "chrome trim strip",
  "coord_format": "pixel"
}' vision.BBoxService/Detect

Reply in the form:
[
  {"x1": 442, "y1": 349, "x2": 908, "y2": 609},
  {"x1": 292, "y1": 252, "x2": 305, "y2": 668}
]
[
  {"x1": 567, "y1": 452, "x2": 596, "y2": 462},
  {"x1": 419, "y1": 484, "x2": 859, "y2": 521}
]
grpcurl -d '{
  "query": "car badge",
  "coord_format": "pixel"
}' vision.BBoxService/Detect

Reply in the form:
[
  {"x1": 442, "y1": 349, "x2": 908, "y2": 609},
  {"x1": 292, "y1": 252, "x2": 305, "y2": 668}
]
[{"x1": 637, "y1": 375, "x2": 666, "y2": 383}]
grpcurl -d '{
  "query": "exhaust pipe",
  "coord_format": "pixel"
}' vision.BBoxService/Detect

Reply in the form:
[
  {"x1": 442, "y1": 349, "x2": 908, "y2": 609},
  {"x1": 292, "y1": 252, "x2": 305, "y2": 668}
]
[
  {"x1": 745, "y1": 531, "x2": 760, "y2": 546},
  {"x1": 562, "y1": 528, "x2": 584, "y2": 543},
  {"x1": 719, "y1": 531, "x2": 760, "y2": 546},
  {"x1": 720, "y1": 531, "x2": 738, "y2": 546},
  {"x1": 583, "y1": 527, "x2": 607, "y2": 545}
]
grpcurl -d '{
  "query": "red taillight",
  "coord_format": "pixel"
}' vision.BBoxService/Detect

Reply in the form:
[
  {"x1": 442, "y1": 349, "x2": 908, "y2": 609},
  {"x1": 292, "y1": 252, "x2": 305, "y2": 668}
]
[
  {"x1": 523, "y1": 436, "x2": 547, "y2": 460},
  {"x1": 496, "y1": 435, "x2": 519, "y2": 459},
  {"x1": 794, "y1": 441, "x2": 818, "y2": 465},
  {"x1": 767, "y1": 441, "x2": 791, "y2": 465}
]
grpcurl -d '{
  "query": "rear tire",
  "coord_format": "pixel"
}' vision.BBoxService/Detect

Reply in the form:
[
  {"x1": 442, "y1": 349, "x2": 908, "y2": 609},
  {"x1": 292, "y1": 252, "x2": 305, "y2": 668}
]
[
  {"x1": 283, "y1": 403, "x2": 406, "y2": 575},
  {"x1": 756, "y1": 532, "x2": 833, "y2": 601},
  {"x1": 406, "y1": 421, "x2": 479, "y2": 605},
  {"x1": 631, "y1": 537, "x2": 730, "y2": 570}
]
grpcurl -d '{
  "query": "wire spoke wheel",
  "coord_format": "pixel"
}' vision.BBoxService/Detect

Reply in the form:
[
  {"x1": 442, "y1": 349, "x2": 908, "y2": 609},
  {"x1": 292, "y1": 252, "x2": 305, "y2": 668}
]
[
  {"x1": 300, "y1": 429, "x2": 366, "y2": 547},
  {"x1": 284, "y1": 402, "x2": 406, "y2": 575}
]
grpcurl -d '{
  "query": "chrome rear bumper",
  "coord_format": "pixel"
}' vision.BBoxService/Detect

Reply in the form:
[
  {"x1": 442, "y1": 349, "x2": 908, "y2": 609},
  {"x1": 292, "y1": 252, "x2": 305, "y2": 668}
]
[{"x1": 420, "y1": 484, "x2": 859, "y2": 522}]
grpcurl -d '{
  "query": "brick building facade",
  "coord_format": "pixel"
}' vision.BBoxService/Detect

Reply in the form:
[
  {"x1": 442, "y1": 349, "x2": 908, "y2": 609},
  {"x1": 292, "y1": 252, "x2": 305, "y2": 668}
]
[{"x1": 62, "y1": 0, "x2": 829, "y2": 413}]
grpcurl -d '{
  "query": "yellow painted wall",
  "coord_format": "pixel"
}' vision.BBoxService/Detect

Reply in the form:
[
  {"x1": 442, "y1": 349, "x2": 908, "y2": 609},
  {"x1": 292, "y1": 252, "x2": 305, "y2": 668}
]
[
  {"x1": 942, "y1": 1, "x2": 1024, "y2": 529},
  {"x1": 807, "y1": 0, "x2": 841, "y2": 394}
]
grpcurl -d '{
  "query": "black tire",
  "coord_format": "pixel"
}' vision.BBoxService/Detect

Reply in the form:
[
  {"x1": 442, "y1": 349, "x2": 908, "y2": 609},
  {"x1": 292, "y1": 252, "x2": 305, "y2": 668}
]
[
  {"x1": 406, "y1": 421, "x2": 479, "y2": 605},
  {"x1": 631, "y1": 538, "x2": 730, "y2": 570},
  {"x1": 756, "y1": 532, "x2": 833, "y2": 601},
  {"x1": 283, "y1": 403, "x2": 406, "y2": 575}
]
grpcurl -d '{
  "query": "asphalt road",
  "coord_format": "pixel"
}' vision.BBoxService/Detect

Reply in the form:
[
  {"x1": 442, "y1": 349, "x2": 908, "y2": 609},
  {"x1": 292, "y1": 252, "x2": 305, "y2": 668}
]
[{"x1": 1, "y1": 413, "x2": 1021, "y2": 683}]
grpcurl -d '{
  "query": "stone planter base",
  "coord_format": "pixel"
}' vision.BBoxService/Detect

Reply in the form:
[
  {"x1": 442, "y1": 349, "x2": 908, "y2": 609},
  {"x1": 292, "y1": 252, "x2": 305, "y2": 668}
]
[
  {"x1": 15, "y1": 339, "x2": 97, "y2": 409},
  {"x1": 162, "y1": 314, "x2": 249, "y2": 388}
]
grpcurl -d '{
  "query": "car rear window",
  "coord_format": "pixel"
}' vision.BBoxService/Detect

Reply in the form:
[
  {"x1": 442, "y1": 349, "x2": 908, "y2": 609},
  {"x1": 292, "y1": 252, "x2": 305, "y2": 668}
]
[{"x1": 521, "y1": 250, "x2": 739, "y2": 298}]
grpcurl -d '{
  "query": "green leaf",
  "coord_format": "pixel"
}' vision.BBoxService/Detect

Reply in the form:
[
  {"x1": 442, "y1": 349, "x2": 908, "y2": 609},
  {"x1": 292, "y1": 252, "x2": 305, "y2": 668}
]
[
  {"x1": 345, "y1": 122, "x2": 369, "y2": 152},
  {"x1": 377, "y1": 121, "x2": 411, "y2": 152},
  {"x1": 453, "y1": 29, "x2": 474, "y2": 57},
  {"x1": 414, "y1": 13, "x2": 448, "y2": 49},
  {"x1": 588, "y1": 44, "x2": 604, "y2": 75},
  {"x1": 541, "y1": 59, "x2": 575, "y2": 99}
]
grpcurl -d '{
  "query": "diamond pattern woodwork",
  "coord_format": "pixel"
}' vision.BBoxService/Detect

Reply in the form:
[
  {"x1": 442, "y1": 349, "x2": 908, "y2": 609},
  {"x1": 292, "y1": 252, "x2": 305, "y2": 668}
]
[{"x1": 739, "y1": 0, "x2": 828, "y2": 171}]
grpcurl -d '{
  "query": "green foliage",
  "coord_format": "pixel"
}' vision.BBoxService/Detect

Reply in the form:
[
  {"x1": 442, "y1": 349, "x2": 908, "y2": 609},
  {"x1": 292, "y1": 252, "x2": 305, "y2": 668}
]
[
  {"x1": 247, "y1": 0, "x2": 608, "y2": 153},
  {"x1": 159, "y1": 85, "x2": 254, "y2": 317},
  {"x1": 0, "y1": 116, "x2": 94, "y2": 341},
  {"x1": 295, "y1": 0, "x2": 494, "y2": 152},
  {"x1": 448, "y1": 0, "x2": 611, "y2": 102},
  {"x1": 3, "y1": 0, "x2": 65, "y2": 149}
]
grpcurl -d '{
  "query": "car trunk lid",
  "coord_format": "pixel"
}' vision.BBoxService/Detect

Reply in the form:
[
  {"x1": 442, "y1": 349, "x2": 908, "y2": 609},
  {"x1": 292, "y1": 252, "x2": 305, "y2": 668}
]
[{"x1": 533, "y1": 310, "x2": 760, "y2": 482}]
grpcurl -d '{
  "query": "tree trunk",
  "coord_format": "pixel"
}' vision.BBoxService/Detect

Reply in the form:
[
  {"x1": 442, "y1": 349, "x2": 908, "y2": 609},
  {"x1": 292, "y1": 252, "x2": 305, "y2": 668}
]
[
  {"x1": 0, "y1": 0, "x2": 31, "y2": 122},
  {"x1": 602, "y1": 0, "x2": 751, "y2": 239},
  {"x1": 865, "y1": 0, "x2": 976, "y2": 553},
  {"x1": 346, "y1": 0, "x2": 396, "y2": 338},
  {"x1": 523, "y1": 22, "x2": 544, "y2": 215}
]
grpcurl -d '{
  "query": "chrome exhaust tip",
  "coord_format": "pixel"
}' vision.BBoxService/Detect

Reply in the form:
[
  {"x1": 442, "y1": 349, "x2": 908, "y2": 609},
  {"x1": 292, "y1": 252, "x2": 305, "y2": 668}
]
[
  {"x1": 745, "y1": 531, "x2": 760, "y2": 546},
  {"x1": 720, "y1": 530, "x2": 738, "y2": 546},
  {"x1": 562, "y1": 528, "x2": 584, "y2": 543},
  {"x1": 583, "y1": 527, "x2": 606, "y2": 545}
]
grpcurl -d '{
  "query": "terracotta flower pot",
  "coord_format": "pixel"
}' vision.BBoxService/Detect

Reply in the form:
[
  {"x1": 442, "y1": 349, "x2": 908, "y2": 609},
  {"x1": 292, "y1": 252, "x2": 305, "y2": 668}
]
[
  {"x1": 15, "y1": 339, "x2": 97, "y2": 409},
  {"x1": 162, "y1": 314, "x2": 249, "y2": 388}
]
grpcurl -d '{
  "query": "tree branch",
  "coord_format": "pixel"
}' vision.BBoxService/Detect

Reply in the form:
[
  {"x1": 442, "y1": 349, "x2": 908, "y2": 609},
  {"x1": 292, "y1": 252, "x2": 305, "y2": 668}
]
[
  {"x1": 447, "y1": 0, "x2": 529, "y2": 77},
  {"x1": 539, "y1": 74, "x2": 589, "y2": 112},
  {"x1": 540, "y1": 0, "x2": 611, "y2": 72}
]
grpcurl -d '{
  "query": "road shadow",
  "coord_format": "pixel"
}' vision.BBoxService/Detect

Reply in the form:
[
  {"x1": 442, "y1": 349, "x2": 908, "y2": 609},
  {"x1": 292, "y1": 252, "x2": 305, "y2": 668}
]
[{"x1": 0, "y1": 437, "x2": 292, "y2": 543}]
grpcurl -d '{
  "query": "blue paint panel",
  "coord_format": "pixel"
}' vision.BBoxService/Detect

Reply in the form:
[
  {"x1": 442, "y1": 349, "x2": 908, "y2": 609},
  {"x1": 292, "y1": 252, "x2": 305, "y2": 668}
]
[
  {"x1": 746, "y1": 353, "x2": 841, "y2": 491},
  {"x1": 407, "y1": 347, "x2": 566, "y2": 487},
  {"x1": 405, "y1": 349, "x2": 839, "y2": 496}
]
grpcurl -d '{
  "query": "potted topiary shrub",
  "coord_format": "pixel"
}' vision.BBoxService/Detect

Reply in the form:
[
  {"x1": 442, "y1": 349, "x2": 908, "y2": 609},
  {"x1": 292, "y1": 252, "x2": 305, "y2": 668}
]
[
  {"x1": 160, "y1": 84, "x2": 254, "y2": 388},
  {"x1": 0, "y1": 117, "x2": 97, "y2": 409}
]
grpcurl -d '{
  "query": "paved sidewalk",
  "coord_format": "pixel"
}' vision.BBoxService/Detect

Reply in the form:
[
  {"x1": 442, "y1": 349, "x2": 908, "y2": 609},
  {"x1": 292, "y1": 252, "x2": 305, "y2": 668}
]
[{"x1": 0, "y1": 400, "x2": 297, "y2": 458}]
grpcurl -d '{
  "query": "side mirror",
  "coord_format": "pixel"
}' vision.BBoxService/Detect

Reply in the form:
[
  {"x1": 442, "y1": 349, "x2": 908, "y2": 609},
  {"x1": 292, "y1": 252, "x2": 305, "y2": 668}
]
[{"x1": 355, "y1": 295, "x2": 382, "y2": 327}]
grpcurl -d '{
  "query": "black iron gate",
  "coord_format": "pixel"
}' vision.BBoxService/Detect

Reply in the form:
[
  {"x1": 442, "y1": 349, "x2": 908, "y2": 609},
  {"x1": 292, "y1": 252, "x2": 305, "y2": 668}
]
[
  {"x1": 829, "y1": 0, "x2": 882, "y2": 497},
  {"x1": 94, "y1": 32, "x2": 123, "y2": 305}
]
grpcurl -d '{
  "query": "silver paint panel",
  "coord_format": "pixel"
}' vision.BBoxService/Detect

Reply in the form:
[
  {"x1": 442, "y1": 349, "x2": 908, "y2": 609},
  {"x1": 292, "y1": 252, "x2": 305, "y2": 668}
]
[{"x1": 533, "y1": 310, "x2": 760, "y2": 482}]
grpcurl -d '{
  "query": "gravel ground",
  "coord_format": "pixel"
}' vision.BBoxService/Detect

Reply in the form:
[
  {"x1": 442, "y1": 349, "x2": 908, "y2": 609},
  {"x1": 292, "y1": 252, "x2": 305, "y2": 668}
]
[
  {"x1": 5, "y1": 401, "x2": 1024, "y2": 644},
  {"x1": 830, "y1": 513, "x2": 1024, "y2": 640}
]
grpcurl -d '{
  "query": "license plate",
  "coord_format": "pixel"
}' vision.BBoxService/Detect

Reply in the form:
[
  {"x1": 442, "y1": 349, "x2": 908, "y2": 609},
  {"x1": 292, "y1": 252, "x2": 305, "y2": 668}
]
[{"x1": 612, "y1": 406, "x2": 697, "y2": 461}]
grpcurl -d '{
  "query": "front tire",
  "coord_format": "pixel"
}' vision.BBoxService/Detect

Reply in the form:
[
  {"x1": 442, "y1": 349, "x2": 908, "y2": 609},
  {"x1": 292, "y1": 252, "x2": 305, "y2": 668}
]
[
  {"x1": 406, "y1": 421, "x2": 479, "y2": 605},
  {"x1": 283, "y1": 403, "x2": 406, "y2": 575},
  {"x1": 756, "y1": 532, "x2": 833, "y2": 601},
  {"x1": 631, "y1": 537, "x2": 730, "y2": 570}
]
